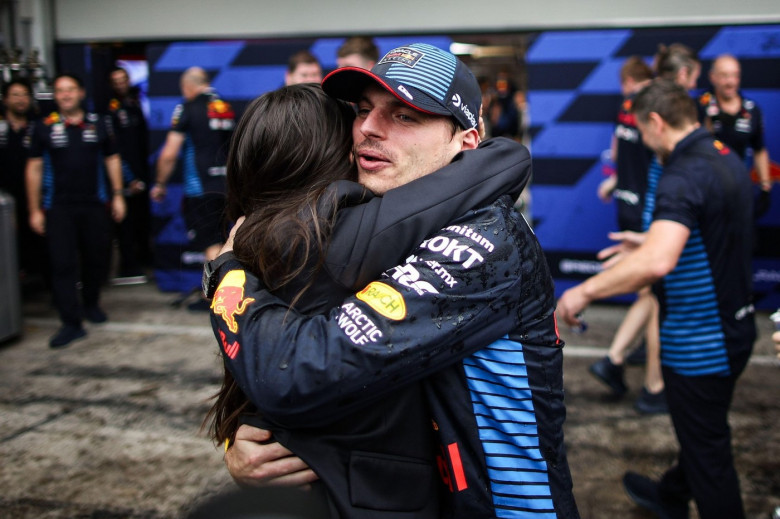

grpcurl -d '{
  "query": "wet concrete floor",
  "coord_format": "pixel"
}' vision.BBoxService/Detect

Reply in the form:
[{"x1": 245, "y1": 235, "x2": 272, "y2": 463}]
[{"x1": 1, "y1": 277, "x2": 778, "y2": 518}]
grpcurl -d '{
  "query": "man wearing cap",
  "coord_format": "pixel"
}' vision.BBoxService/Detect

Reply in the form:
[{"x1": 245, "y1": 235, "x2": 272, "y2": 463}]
[{"x1": 209, "y1": 43, "x2": 580, "y2": 518}]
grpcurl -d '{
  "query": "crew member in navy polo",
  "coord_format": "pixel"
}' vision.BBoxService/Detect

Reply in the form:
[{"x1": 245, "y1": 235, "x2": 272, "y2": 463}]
[
  {"x1": 150, "y1": 67, "x2": 234, "y2": 310},
  {"x1": 699, "y1": 54, "x2": 773, "y2": 216},
  {"x1": 0, "y1": 79, "x2": 47, "y2": 280},
  {"x1": 26, "y1": 73, "x2": 126, "y2": 348},
  {"x1": 559, "y1": 80, "x2": 756, "y2": 519},
  {"x1": 107, "y1": 66, "x2": 151, "y2": 282}
]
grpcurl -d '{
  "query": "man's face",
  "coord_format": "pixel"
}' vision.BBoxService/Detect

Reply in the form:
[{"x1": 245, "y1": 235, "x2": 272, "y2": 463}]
[
  {"x1": 285, "y1": 63, "x2": 322, "y2": 85},
  {"x1": 337, "y1": 54, "x2": 374, "y2": 70},
  {"x1": 4, "y1": 84, "x2": 31, "y2": 115},
  {"x1": 678, "y1": 63, "x2": 701, "y2": 91},
  {"x1": 110, "y1": 70, "x2": 130, "y2": 97},
  {"x1": 352, "y1": 85, "x2": 466, "y2": 195},
  {"x1": 54, "y1": 77, "x2": 85, "y2": 114},
  {"x1": 710, "y1": 57, "x2": 740, "y2": 101}
]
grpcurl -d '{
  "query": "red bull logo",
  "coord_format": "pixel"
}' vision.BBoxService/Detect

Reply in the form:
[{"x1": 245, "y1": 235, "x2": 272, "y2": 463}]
[{"x1": 211, "y1": 270, "x2": 256, "y2": 334}]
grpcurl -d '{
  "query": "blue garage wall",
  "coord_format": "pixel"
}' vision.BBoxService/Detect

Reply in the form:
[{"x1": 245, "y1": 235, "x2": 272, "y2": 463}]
[{"x1": 526, "y1": 24, "x2": 780, "y2": 309}]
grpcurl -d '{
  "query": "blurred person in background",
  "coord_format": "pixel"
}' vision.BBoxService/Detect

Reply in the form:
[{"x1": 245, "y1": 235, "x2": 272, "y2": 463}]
[
  {"x1": 336, "y1": 36, "x2": 379, "y2": 69},
  {"x1": 698, "y1": 54, "x2": 773, "y2": 218},
  {"x1": 285, "y1": 50, "x2": 323, "y2": 85},
  {"x1": 558, "y1": 79, "x2": 755, "y2": 519},
  {"x1": 593, "y1": 42, "x2": 702, "y2": 414},
  {"x1": 0, "y1": 79, "x2": 48, "y2": 283},
  {"x1": 151, "y1": 67, "x2": 235, "y2": 311},
  {"x1": 590, "y1": 56, "x2": 665, "y2": 414},
  {"x1": 107, "y1": 66, "x2": 151, "y2": 285},
  {"x1": 26, "y1": 73, "x2": 126, "y2": 348}
]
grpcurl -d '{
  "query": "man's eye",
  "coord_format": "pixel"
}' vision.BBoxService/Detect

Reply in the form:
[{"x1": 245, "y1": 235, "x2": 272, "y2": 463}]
[{"x1": 398, "y1": 113, "x2": 415, "y2": 122}]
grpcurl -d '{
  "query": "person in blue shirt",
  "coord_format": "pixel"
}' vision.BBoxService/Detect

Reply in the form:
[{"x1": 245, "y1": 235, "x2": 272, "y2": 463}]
[{"x1": 559, "y1": 79, "x2": 756, "y2": 519}]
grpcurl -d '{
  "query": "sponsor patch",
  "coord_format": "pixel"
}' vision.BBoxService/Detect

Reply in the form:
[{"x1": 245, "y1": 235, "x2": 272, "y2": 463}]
[
  {"x1": 170, "y1": 104, "x2": 183, "y2": 127},
  {"x1": 82, "y1": 125, "x2": 98, "y2": 143},
  {"x1": 211, "y1": 270, "x2": 256, "y2": 333},
  {"x1": 390, "y1": 264, "x2": 439, "y2": 296},
  {"x1": 356, "y1": 282, "x2": 406, "y2": 320},
  {"x1": 379, "y1": 47, "x2": 424, "y2": 68},
  {"x1": 713, "y1": 140, "x2": 731, "y2": 155},
  {"x1": 44, "y1": 112, "x2": 60, "y2": 126}
]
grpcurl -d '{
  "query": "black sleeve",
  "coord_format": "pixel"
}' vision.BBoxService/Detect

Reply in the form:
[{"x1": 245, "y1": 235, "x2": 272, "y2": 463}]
[
  {"x1": 324, "y1": 137, "x2": 531, "y2": 290},
  {"x1": 211, "y1": 206, "x2": 524, "y2": 428}
]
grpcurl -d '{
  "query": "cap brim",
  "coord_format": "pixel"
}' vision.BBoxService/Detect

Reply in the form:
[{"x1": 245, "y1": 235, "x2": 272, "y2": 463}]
[{"x1": 322, "y1": 67, "x2": 450, "y2": 118}]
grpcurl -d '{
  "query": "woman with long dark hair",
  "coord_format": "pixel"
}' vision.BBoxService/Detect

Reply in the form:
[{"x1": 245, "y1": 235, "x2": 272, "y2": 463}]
[{"x1": 205, "y1": 83, "x2": 529, "y2": 517}]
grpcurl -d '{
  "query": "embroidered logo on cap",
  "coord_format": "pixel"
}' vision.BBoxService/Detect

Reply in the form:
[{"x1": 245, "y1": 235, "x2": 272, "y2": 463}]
[{"x1": 379, "y1": 47, "x2": 424, "y2": 68}]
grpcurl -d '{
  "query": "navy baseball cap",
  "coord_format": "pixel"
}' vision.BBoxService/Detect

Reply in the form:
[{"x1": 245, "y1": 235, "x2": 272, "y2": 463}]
[{"x1": 322, "y1": 43, "x2": 481, "y2": 131}]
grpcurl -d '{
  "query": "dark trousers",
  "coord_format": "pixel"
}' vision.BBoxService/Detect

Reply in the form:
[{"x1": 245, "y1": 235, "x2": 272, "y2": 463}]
[
  {"x1": 659, "y1": 351, "x2": 751, "y2": 519},
  {"x1": 46, "y1": 204, "x2": 111, "y2": 326}
]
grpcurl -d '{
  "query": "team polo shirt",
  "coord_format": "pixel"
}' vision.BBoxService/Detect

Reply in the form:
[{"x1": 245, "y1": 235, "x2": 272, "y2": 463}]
[
  {"x1": 698, "y1": 91, "x2": 765, "y2": 159},
  {"x1": 648, "y1": 127, "x2": 756, "y2": 376},
  {"x1": 28, "y1": 112, "x2": 117, "y2": 208},
  {"x1": 169, "y1": 90, "x2": 234, "y2": 196},
  {"x1": 107, "y1": 89, "x2": 148, "y2": 182},
  {"x1": 614, "y1": 96, "x2": 653, "y2": 232}
]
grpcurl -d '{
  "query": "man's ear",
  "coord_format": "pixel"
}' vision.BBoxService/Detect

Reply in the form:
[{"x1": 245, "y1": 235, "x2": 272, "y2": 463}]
[
  {"x1": 460, "y1": 128, "x2": 480, "y2": 151},
  {"x1": 647, "y1": 111, "x2": 664, "y2": 132}
]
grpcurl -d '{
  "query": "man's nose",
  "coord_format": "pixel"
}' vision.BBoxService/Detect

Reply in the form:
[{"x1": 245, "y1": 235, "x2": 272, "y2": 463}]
[{"x1": 358, "y1": 109, "x2": 386, "y2": 140}]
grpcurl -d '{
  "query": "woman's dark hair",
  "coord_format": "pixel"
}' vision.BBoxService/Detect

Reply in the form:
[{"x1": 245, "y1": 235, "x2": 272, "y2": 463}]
[
  {"x1": 205, "y1": 83, "x2": 356, "y2": 444},
  {"x1": 654, "y1": 43, "x2": 699, "y2": 81},
  {"x1": 226, "y1": 83, "x2": 356, "y2": 295}
]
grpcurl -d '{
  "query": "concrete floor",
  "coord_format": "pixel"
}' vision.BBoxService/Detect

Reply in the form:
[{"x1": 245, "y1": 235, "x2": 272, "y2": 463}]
[{"x1": 0, "y1": 276, "x2": 778, "y2": 518}]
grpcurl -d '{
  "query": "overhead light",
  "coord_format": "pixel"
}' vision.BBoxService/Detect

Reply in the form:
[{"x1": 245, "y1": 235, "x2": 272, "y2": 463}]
[
  {"x1": 450, "y1": 43, "x2": 478, "y2": 55},
  {"x1": 450, "y1": 43, "x2": 517, "y2": 59}
]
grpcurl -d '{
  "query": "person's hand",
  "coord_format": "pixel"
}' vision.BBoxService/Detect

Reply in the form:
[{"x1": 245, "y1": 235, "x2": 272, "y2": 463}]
[
  {"x1": 755, "y1": 188, "x2": 771, "y2": 219},
  {"x1": 597, "y1": 230, "x2": 646, "y2": 269},
  {"x1": 597, "y1": 175, "x2": 616, "y2": 203},
  {"x1": 127, "y1": 179, "x2": 146, "y2": 195},
  {"x1": 29, "y1": 209, "x2": 45, "y2": 236},
  {"x1": 111, "y1": 195, "x2": 126, "y2": 223},
  {"x1": 556, "y1": 285, "x2": 590, "y2": 328},
  {"x1": 773, "y1": 330, "x2": 780, "y2": 360},
  {"x1": 219, "y1": 216, "x2": 245, "y2": 256},
  {"x1": 225, "y1": 424, "x2": 318, "y2": 488},
  {"x1": 150, "y1": 183, "x2": 167, "y2": 202}
]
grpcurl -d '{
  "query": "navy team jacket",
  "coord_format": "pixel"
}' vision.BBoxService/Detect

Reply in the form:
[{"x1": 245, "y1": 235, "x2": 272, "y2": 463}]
[{"x1": 211, "y1": 138, "x2": 578, "y2": 518}]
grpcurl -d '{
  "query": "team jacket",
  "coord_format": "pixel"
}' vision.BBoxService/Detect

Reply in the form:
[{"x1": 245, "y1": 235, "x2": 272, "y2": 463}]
[
  {"x1": 211, "y1": 141, "x2": 579, "y2": 518},
  {"x1": 649, "y1": 127, "x2": 757, "y2": 376}
]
